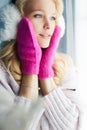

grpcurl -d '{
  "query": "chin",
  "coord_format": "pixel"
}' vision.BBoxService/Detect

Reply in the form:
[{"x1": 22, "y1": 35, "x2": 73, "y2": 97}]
[
  {"x1": 41, "y1": 45, "x2": 49, "y2": 48},
  {"x1": 39, "y1": 41, "x2": 50, "y2": 48}
]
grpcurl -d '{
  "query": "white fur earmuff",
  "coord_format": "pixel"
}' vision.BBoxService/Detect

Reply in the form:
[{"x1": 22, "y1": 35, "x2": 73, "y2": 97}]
[
  {"x1": 0, "y1": 3, "x2": 65, "y2": 44},
  {"x1": 0, "y1": 4, "x2": 21, "y2": 43},
  {"x1": 58, "y1": 15, "x2": 65, "y2": 38}
]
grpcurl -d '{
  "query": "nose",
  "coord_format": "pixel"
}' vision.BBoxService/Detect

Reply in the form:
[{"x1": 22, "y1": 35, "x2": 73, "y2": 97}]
[{"x1": 43, "y1": 18, "x2": 50, "y2": 30}]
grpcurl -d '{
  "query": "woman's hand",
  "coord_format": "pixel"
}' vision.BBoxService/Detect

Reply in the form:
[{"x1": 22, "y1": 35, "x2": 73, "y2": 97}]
[
  {"x1": 38, "y1": 26, "x2": 61, "y2": 95},
  {"x1": 17, "y1": 17, "x2": 42, "y2": 99},
  {"x1": 38, "y1": 25, "x2": 61, "y2": 79},
  {"x1": 17, "y1": 17, "x2": 42, "y2": 75}
]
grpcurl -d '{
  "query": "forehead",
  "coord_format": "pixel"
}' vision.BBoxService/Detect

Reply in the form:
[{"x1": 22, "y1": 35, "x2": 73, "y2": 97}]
[{"x1": 26, "y1": 0, "x2": 56, "y2": 13}]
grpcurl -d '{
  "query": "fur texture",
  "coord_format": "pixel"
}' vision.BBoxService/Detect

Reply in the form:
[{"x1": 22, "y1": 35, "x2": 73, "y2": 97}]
[
  {"x1": 0, "y1": 3, "x2": 65, "y2": 45},
  {"x1": 58, "y1": 15, "x2": 65, "y2": 38},
  {"x1": 0, "y1": 4, "x2": 21, "y2": 43},
  {"x1": 0, "y1": 0, "x2": 11, "y2": 9}
]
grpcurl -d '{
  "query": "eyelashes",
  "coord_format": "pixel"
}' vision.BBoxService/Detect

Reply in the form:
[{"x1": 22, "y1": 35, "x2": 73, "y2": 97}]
[
  {"x1": 34, "y1": 14, "x2": 42, "y2": 18},
  {"x1": 33, "y1": 13, "x2": 56, "y2": 21},
  {"x1": 50, "y1": 16, "x2": 56, "y2": 20}
]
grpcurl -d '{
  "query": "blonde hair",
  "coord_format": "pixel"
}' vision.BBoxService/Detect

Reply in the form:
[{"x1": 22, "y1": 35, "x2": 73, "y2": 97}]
[
  {"x1": 0, "y1": 40, "x2": 22, "y2": 85},
  {"x1": 0, "y1": 0, "x2": 65, "y2": 86},
  {"x1": 16, "y1": 0, "x2": 64, "y2": 21}
]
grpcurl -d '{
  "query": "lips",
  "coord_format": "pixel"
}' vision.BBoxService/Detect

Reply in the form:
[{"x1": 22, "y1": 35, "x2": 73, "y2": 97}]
[{"x1": 39, "y1": 34, "x2": 51, "y2": 39}]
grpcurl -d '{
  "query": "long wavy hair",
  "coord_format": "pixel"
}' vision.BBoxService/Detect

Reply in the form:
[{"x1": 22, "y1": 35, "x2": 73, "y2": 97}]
[{"x1": 0, "y1": 0, "x2": 64, "y2": 86}]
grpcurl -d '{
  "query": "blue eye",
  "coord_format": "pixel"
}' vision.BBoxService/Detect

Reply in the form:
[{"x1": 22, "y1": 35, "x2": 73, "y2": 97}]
[{"x1": 34, "y1": 14, "x2": 42, "y2": 18}]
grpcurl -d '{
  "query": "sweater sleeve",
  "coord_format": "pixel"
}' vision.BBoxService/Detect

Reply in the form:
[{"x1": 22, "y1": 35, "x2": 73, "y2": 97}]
[
  {"x1": 44, "y1": 88, "x2": 79, "y2": 130},
  {"x1": 44, "y1": 67, "x2": 81, "y2": 130},
  {"x1": 0, "y1": 86, "x2": 45, "y2": 130},
  {"x1": 0, "y1": 61, "x2": 45, "y2": 130}
]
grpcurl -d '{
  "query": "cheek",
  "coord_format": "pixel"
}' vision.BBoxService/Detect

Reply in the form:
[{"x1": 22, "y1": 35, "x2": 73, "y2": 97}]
[
  {"x1": 26, "y1": 16, "x2": 41, "y2": 32},
  {"x1": 30, "y1": 20, "x2": 42, "y2": 34},
  {"x1": 52, "y1": 23, "x2": 56, "y2": 32}
]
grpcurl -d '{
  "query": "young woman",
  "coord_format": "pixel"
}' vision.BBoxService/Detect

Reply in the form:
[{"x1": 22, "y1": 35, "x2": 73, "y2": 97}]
[{"x1": 0, "y1": 0, "x2": 83, "y2": 129}]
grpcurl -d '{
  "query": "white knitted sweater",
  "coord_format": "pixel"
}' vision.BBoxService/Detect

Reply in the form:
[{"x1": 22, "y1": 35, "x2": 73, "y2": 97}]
[{"x1": 0, "y1": 61, "x2": 85, "y2": 130}]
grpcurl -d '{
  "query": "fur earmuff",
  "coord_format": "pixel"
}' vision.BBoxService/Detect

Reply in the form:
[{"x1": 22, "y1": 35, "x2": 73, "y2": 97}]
[
  {"x1": 0, "y1": 3, "x2": 65, "y2": 44},
  {"x1": 0, "y1": 4, "x2": 21, "y2": 43}
]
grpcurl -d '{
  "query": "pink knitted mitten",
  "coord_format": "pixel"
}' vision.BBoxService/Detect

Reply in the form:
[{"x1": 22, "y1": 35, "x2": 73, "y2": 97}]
[
  {"x1": 38, "y1": 26, "x2": 61, "y2": 79},
  {"x1": 17, "y1": 17, "x2": 42, "y2": 74}
]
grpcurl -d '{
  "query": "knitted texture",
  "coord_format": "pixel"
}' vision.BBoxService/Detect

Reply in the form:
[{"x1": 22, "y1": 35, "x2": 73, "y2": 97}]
[
  {"x1": 17, "y1": 17, "x2": 42, "y2": 74},
  {"x1": 0, "y1": 60, "x2": 82, "y2": 130},
  {"x1": 45, "y1": 88, "x2": 79, "y2": 130},
  {"x1": 39, "y1": 26, "x2": 61, "y2": 79}
]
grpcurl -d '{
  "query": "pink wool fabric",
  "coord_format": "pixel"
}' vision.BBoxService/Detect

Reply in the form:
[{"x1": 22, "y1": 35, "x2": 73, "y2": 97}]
[
  {"x1": 17, "y1": 17, "x2": 42, "y2": 74},
  {"x1": 39, "y1": 26, "x2": 61, "y2": 79}
]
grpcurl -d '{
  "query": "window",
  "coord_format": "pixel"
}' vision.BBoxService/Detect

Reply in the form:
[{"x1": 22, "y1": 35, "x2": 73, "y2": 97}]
[
  {"x1": 60, "y1": 0, "x2": 87, "y2": 99},
  {"x1": 75, "y1": 0, "x2": 87, "y2": 98},
  {"x1": 59, "y1": 0, "x2": 75, "y2": 61}
]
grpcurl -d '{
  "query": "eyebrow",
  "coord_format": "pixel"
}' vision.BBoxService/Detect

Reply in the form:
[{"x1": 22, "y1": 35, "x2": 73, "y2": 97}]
[{"x1": 30, "y1": 9, "x2": 56, "y2": 15}]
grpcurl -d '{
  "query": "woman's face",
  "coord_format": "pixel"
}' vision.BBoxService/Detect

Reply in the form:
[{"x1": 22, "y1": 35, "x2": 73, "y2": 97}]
[{"x1": 24, "y1": 0, "x2": 57, "y2": 48}]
